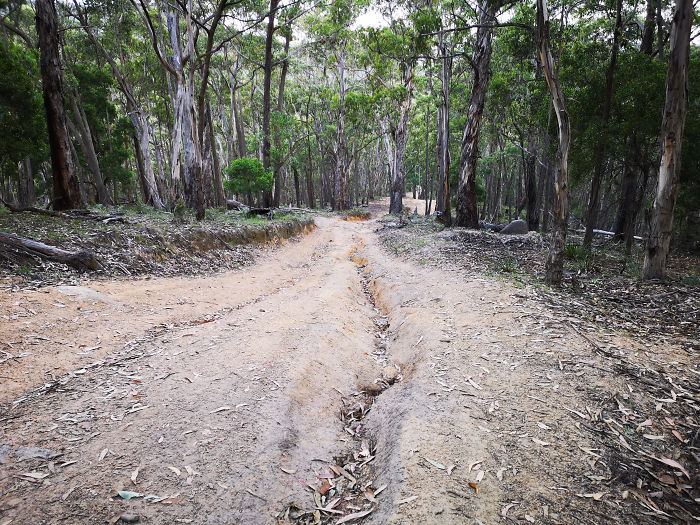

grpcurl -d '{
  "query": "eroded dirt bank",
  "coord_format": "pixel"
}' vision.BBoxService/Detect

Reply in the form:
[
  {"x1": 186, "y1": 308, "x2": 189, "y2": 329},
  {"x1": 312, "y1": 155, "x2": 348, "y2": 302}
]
[{"x1": 0, "y1": 203, "x2": 697, "y2": 524}]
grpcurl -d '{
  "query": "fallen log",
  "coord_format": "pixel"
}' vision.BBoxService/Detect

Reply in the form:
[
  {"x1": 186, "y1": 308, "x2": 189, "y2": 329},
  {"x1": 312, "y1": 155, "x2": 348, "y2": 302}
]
[
  {"x1": 574, "y1": 228, "x2": 643, "y2": 241},
  {"x1": 0, "y1": 232, "x2": 101, "y2": 271},
  {"x1": 226, "y1": 199, "x2": 249, "y2": 211}
]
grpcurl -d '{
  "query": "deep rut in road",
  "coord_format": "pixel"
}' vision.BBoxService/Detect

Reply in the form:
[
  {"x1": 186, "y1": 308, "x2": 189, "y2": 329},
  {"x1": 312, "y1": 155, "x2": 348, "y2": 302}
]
[
  {"x1": 2, "y1": 203, "x2": 684, "y2": 525},
  {"x1": 277, "y1": 233, "x2": 403, "y2": 525}
]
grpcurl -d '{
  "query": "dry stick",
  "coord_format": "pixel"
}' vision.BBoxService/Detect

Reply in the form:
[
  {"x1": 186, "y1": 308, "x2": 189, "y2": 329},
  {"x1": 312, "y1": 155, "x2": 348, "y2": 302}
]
[{"x1": 564, "y1": 321, "x2": 616, "y2": 359}]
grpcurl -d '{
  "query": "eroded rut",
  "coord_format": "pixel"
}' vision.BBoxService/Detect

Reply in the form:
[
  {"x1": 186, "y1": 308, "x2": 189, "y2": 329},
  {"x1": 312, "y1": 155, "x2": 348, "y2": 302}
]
[
  {"x1": 277, "y1": 233, "x2": 403, "y2": 524},
  {"x1": 2, "y1": 206, "x2": 678, "y2": 525},
  {"x1": 0, "y1": 216, "x2": 411, "y2": 525}
]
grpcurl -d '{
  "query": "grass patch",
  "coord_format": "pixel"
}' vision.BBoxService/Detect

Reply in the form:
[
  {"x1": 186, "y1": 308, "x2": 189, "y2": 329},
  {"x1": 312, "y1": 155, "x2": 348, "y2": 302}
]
[{"x1": 341, "y1": 208, "x2": 371, "y2": 221}]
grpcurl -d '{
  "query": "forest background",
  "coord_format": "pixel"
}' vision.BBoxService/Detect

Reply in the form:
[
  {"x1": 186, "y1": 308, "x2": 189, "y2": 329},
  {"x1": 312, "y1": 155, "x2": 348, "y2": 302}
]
[{"x1": 0, "y1": 0, "x2": 698, "y2": 284}]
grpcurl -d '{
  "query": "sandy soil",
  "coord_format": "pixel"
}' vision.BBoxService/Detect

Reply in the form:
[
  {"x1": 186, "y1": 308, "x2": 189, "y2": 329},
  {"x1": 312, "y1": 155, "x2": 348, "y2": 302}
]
[{"x1": 0, "y1": 198, "x2": 694, "y2": 524}]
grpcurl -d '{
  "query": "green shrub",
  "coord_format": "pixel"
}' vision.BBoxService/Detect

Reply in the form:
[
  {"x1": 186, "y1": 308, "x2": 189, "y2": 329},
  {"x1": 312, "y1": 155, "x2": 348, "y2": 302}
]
[{"x1": 224, "y1": 158, "x2": 273, "y2": 195}]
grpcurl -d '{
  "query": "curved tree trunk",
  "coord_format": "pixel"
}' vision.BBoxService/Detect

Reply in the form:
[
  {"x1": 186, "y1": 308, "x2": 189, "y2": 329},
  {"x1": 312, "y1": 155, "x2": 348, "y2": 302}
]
[{"x1": 643, "y1": 0, "x2": 692, "y2": 279}]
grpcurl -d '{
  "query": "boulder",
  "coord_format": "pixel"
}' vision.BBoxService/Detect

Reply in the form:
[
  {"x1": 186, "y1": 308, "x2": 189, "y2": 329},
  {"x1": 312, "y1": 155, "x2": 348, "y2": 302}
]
[{"x1": 498, "y1": 219, "x2": 528, "y2": 235}]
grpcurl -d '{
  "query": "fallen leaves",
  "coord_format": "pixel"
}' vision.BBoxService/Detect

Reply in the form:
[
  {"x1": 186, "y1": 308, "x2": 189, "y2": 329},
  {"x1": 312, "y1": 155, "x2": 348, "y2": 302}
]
[
  {"x1": 423, "y1": 457, "x2": 446, "y2": 470},
  {"x1": 131, "y1": 467, "x2": 141, "y2": 485},
  {"x1": 650, "y1": 456, "x2": 690, "y2": 479},
  {"x1": 14, "y1": 472, "x2": 49, "y2": 483},
  {"x1": 575, "y1": 492, "x2": 607, "y2": 501},
  {"x1": 335, "y1": 508, "x2": 374, "y2": 524}
]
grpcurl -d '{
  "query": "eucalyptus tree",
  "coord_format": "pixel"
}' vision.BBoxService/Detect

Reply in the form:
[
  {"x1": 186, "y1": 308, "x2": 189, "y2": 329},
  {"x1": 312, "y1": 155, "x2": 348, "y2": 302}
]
[
  {"x1": 453, "y1": 0, "x2": 505, "y2": 228},
  {"x1": 363, "y1": 6, "x2": 434, "y2": 214},
  {"x1": 581, "y1": 0, "x2": 624, "y2": 249},
  {"x1": 35, "y1": 0, "x2": 84, "y2": 210},
  {"x1": 308, "y1": 0, "x2": 367, "y2": 210},
  {"x1": 643, "y1": 0, "x2": 694, "y2": 279},
  {"x1": 434, "y1": 4, "x2": 456, "y2": 225},
  {"x1": 536, "y1": 0, "x2": 570, "y2": 286},
  {"x1": 71, "y1": 0, "x2": 165, "y2": 208}
]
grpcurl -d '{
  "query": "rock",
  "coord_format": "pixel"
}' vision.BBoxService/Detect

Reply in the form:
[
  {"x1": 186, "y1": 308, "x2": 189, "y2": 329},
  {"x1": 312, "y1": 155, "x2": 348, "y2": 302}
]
[
  {"x1": 58, "y1": 285, "x2": 120, "y2": 306},
  {"x1": 498, "y1": 219, "x2": 528, "y2": 235},
  {"x1": 119, "y1": 514, "x2": 140, "y2": 523},
  {"x1": 382, "y1": 366, "x2": 399, "y2": 384},
  {"x1": 479, "y1": 220, "x2": 504, "y2": 232},
  {"x1": 361, "y1": 383, "x2": 383, "y2": 395}
]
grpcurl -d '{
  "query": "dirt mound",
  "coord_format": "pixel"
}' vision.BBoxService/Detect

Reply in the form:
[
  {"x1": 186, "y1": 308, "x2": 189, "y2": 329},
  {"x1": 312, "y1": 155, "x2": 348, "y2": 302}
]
[{"x1": 0, "y1": 207, "x2": 314, "y2": 288}]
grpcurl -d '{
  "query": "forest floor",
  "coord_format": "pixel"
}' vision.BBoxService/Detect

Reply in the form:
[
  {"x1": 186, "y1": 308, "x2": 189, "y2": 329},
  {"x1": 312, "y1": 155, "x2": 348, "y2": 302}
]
[{"x1": 0, "y1": 198, "x2": 698, "y2": 525}]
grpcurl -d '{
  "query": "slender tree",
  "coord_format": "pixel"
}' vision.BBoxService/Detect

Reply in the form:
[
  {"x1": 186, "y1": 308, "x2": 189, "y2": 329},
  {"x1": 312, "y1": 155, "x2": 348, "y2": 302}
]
[{"x1": 536, "y1": 0, "x2": 571, "y2": 286}]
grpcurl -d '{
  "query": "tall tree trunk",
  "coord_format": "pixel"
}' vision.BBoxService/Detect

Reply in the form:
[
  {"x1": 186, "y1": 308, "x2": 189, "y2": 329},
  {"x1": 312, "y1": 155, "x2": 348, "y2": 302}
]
[
  {"x1": 272, "y1": 31, "x2": 291, "y2": 208},
  {"x1": 129, "y1": 107, "x2": 164, "y2": 208},
  {"x1": 643, "y1": 0, "x2": 692, "y2": 279},
  {"x1": 656, "y1": 0, "x2": 664, "y2": 59},
  {"x1": 583, "y1": 0, "x2": 622, "y2": 249},
  {"x1": 641, "y1": 0, "x2": 656, "y2": 54},
  {"x1": 424, "y1": 72, "x2": 431, "y2": 216},
  {"x1": 261, "y1": 0, "x2": 279, "y2": 208},
  {"x1": 537, "y1": 0, "x2": 571, "y2": 286},
  {"x1": 333, "y1": 47, "x2": 348, "y2": 211},
  {"x1": 35, "y1": 0, "x2": 84, "y2": 210},
  {"x1": 233, "y1": 88, "x2": 246, "y2": 158},
  {"x1": 613, "y1": 149, "x2": 637, "y2": 240},
  {"x1": 436, "y1": 31, "x2": 452, "y2": 225},
  {"x1": 293, "y1": 164, "x2": 301, "y2": 207},
  {"x1": 525, "y1": 140, "x2": 539, "y2": 231},
  {"x1": 67, "y1": 94, "x2": 112, "y2": 205},
  {"x1": 207, "y1": 101, "x2": 224, "y2": 206},
  {"x1": 389, "y1": 64, "x2": 414, "y2": 215},
  {"x1": 306, "y1": 136, "x2": 314, "y2": 208},
  {"x1": 18, "y1": 157, "x2": 35, "y2": 207},
  {"x1": 455, "y1": 0, "x2": 496, "y2": 227},
  {"x1": 379, "y1": 118, "x2": 396, "y2": 207},
  {"x1": 167, "y1": 9, "x2": 200, "y2": 214}
]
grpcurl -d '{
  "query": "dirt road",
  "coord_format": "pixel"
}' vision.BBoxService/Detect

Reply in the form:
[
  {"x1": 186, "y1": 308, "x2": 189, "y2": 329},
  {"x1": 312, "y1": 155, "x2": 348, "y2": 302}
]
[{"x1": 0, "y1": 201, "x2": 684, "y2": 524}]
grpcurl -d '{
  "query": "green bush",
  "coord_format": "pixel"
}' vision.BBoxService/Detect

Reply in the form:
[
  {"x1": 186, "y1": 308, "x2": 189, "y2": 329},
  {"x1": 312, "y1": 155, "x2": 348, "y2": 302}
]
[{"x1": 224, "y1": 158, "x2": 273, "y2": 195}]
